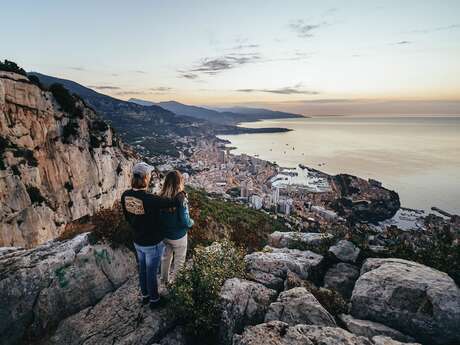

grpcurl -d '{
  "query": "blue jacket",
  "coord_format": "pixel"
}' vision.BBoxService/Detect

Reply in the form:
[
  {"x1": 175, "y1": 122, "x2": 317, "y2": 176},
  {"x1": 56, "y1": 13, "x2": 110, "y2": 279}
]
[{"x1": 160, "y1": 197, "x2": 194, "y2": 240}]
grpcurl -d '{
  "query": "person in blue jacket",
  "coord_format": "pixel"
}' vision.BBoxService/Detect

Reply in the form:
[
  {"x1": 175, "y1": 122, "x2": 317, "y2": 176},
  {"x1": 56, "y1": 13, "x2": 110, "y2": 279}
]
[{"x1": 159, "y1": 170, "x2": 194, "y2": 284}]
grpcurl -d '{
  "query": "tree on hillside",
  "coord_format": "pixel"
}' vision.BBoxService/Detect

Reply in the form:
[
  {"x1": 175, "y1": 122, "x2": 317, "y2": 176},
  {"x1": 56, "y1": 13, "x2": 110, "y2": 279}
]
[{"x1": 0, "y1": 59, "x2": 26, "y2": 76}]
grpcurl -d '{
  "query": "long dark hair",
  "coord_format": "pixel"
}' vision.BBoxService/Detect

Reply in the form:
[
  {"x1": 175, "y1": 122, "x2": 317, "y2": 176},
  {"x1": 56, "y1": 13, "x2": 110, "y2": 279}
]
[{"x1": 159, "y1": 170, "x2": 184, "y2": 199}]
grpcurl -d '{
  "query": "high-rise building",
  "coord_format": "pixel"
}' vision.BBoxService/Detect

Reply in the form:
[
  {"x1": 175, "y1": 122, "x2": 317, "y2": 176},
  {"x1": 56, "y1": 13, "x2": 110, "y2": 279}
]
[
  {"x1": 240, "y1": 182, "x2": 248, "y2": 198},
  {"x1": 272, "y1": 187, "x2": 280, "y2": 205}
]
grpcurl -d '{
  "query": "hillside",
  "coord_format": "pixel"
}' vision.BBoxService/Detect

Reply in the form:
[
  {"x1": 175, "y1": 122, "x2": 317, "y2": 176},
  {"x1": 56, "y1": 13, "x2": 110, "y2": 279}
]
[
  {"x1": 129, "y1": 98, "x2": 305, "y2": 125},
  {"x1": 29, "y1": 74, "x2": 291, "y2": 160},
  {"x1": 0, "y1": 70, "x2": 137, "y2": 247}
]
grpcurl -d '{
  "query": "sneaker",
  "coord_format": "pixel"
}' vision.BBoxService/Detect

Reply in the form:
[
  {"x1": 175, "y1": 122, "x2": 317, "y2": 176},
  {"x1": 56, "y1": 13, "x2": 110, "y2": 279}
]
[
  {"x1": 149, "y1": 298, "x2": 166, "y2": 310},
  {"x1": 141, "y1": 295, "x2": 150, "y2": 305}
]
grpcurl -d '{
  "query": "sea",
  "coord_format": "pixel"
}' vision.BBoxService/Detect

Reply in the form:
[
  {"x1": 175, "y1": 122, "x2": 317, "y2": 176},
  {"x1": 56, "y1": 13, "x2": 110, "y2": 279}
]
[{"x1": 218, "y1": 116, "x2": 460, "y2": 215}]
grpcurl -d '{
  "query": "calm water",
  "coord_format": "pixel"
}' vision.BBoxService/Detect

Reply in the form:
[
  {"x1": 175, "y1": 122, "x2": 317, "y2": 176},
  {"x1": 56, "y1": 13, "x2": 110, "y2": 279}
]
[{"x1": 219, "y1": 116, "x2": 460, "y2": 214}]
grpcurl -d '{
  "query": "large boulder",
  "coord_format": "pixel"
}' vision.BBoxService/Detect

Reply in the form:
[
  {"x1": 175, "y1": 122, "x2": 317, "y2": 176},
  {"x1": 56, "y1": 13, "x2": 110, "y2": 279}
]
[
  {"x1": 328, "y1": 240, "x2": 360, "y2": 263},
  {"x1": 339, "y1": 314, "x2": 415, "y2": 343},
  {"x1": 265, "y1": 287, "x2": 336, "y2": 326},
  {"x1": 245, "y1": 247, "x2": 324, "y2": 290},
  {"x1": 351, "y1": 258, "x2": 460, "y2": 345},
  {"x1": 324, "y1": 263, "x2": 360, "y2": 298},
  {"x1": 218, "y1": 278, "x2": 277, "y2": 345},
  {"x1": 0, "y1": 233, "x2": 136, "y2": 345},
  {"x1": 269, "y1": 231, "x2": 333, "y2": 250},
  {"x1": 48, "y1": 278, "x2": 175, "y2": 345},
  {"x1": 233, "y1": 321, "x2": 374, "y2": 345}
]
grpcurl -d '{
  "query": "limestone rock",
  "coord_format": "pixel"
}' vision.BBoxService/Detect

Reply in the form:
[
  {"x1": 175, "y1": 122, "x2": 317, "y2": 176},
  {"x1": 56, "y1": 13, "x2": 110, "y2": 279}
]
[
  {"x1": 329, "y1": 174, "x2": 400, "y2": 223},
  {"x1": 48, "y1": 278, "x2": 175, "y2": 345},
  {"x1": 0, "y1": 232, "x2": 136, "y2": 345},
  {"x1": 371, "y1": 336, "x2": 421, "y2": 345},
  {"x1": 0, "y1": 71, "x2": 137, "y2": 248},
  {"x1": 268, "y1": 231, "x2": 333, "y2": 249},
  {"x1": 328, "y1": 240, "x2": 360, "y2": 263},
  {"x1": 245, "y1": 247, "x2": 324, "y2": 290},
  {"x1": 351, "y1": 258, "x2": 460, "y2": 345},
  {"x1": 339, "y1": 314, "x2": 415, "y2": 343},
  {"x1": 324, "y1": 263, "x2": 360, "y2": 298},
  {"x1": 265, "y1": 287, "x2": 336, "y2": 327},
  {"x1": 218, "y1": 278, "x2": 277, "y2": 345},
  {"x1": 233, "y1": 321, "x2": 374, "y2": 345}
]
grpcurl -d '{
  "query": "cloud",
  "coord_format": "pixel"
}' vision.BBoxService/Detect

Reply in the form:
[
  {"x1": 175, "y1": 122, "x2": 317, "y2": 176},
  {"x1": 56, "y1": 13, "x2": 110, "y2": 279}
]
[
  {"x1": 149, "y1": 87, "x2": 172, "y2": 92},
  {"x1": 289, "y1": 20, "x2": 326, "y2": 38},
  {"x1": 88, "y1": 85, "x2": 121, "y2": 90},
  {"x1": 236, "y1": 85, "x2": 319, "y2": 95},
  {"x1": 230, "y1": 44, "x2": 260, "y2": 50},
  {"x1": 114, "y1": 91, "x2": 145, "y2": 96},
  {"x1": 409, "y1": 24, "x2": 460, "y2": 34},
  {"x1": 68, "y1": 66, "x2": 85, "y2": 71},
  {"x1": 395, "y1": 40, "x2": 412, "y2": 45},
  {"x1": 179, "y1": 73, "x2": 199, "y2": 79},
  {"x1": 180, "y1": 53, "x2": 261, "y2": 77}
]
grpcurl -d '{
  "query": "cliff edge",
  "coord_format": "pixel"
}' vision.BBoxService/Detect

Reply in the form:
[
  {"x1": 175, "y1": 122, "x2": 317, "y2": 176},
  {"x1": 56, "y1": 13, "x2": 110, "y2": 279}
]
[{"x1": 0, "y1": 71, "x2": 137, "y2": 247}]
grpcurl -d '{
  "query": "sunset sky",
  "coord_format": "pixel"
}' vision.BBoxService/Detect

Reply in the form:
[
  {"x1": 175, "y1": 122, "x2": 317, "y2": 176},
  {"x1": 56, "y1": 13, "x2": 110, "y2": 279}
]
[{"x1": 2, "y1": 0, "x2": 460, "y2": 115}]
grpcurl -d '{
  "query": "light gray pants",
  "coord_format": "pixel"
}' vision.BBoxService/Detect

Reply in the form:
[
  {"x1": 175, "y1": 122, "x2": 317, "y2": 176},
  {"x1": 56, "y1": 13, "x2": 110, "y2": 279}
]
[{"x1": 160, "y1": 234, "x2": 187, "y2": 284}]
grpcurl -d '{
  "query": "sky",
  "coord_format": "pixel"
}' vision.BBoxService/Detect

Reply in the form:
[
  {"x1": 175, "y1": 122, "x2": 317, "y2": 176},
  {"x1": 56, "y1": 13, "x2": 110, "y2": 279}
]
[{"x1": 2, "y1": 0, "x2": 460, "y2": 115}]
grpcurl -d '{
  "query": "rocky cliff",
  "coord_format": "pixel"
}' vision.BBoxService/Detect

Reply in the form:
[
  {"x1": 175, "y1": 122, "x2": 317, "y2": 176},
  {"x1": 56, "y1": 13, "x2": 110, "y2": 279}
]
[{"x1": 0, "y1": 71, "x2": 137, "y2": 248}]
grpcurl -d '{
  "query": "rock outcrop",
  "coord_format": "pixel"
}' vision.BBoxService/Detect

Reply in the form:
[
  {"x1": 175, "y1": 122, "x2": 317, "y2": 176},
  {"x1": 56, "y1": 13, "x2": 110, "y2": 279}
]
[
  {"x1": 339, "y1": 314, "x2": 415, "y2": 343},
  {"x1": 245, "y1": 247, "x2": 324, "y2": 290},
  {"x1": 233, "y1": 321, "x2": 374, "y2": 345},
  {"x1": 0, "y1": 71, "x2": 136, "y2": 247},
  {"x1": 48, "y1": 278, "x2": 175, "y2": 345},
  {"x1": 0, "y1": 232, "x2": 136, "y2": 345},
  {"x1": 265, "y1": 287, "x2": 336, "y2": 327},
  {"x1": 351, "y1": 258, "x2": 460, "y2": 345},
  {"x1": 324, "y1": 263, "x2": 360, "y2": 298},
  {"x1": 329, "y1": 174, "x2": 400, "y2": 223},
  {"x1": 218, "y1": 278, "x2": 277, "y2": 345},
  {"x1": 328, "y1": 240, "x2": 360, "y2": 263},
  {"x1": 268, "y1": 231, "x2": 333, "y2": 249}
]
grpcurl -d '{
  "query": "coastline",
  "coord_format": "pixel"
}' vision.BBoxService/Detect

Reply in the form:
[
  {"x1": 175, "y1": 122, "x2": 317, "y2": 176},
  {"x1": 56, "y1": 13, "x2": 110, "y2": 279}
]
[{"x1": 215, "y1": 116, "x2": 460, "y2": 216}]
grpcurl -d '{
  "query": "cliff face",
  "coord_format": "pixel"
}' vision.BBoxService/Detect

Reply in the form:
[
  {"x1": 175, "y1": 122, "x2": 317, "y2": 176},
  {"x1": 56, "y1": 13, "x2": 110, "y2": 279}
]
[{"x1": 0, "y1": 71, "x2": 137, "y2": 248}]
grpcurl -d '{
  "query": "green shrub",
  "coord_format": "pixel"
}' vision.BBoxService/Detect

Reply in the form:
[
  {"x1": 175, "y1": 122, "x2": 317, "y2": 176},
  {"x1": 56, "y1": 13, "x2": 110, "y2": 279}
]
[
  {"x1": 382, "y1": 223, "x2": 460, "y2": 284},
  {"x1": 0, "y1": 60, "x2": 26, "y2": 76},
  {"x1": 28, "y1": 75, "x2": 43, "y2": 89},
  {"x1": 285, "y1": 272, "x2": 348, "y2": 315},
  {"x1": 57, "y1": 202, "x2": 134, "y2": 251},
  {"x1": 187, "y1": 188, "x2": 289, "y2": 252},
  {"x1": 62, "y1": 121, "x2": 79, "y2": 142},
  {"x1": 26, "y1": 186, "x2": 47, "y2": 205},
  {"x1": 64, "y1": 181, "x2": 73, "y2": 192},
  {"x1": 49, "y1": 83, "x2": 83, "y2": 118},
  {"x1": 12, "y1": 148, "x2": 38, "y2": 167},
  {"x1": 167, "y1": 240, "x2": 246, "y2": 343}
]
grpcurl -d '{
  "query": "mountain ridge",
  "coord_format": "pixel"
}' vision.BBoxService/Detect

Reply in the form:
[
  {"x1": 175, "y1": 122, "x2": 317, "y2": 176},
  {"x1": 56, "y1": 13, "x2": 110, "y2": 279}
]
[{"x1": 129, "y1": 98, "x2": 305, "y2": 125}]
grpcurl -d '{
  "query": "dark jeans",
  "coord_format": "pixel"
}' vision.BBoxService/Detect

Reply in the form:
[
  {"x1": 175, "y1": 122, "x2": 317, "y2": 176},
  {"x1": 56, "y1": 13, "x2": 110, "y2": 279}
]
[{"x1": 134, "y1": 242, "x2": 165, "y2": 302}]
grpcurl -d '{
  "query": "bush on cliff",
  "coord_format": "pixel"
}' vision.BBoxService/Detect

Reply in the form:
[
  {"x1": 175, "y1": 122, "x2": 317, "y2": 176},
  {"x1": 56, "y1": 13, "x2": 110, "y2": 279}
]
[
  {"x1": 49, "y1": 83, "x2": 83, "y2": 118},
  {"x1": 58, "y1": 202, "x2": 134, "y2": 250},
  {"x1": 167, "y1": 240, "x2": 246, "y2": 343},
  {"x1": 0, "y1": 59, "x2": 26, "y2": 76},
  {"x1": 187, "y1": 188, "x2": 289, "y2": 252}
]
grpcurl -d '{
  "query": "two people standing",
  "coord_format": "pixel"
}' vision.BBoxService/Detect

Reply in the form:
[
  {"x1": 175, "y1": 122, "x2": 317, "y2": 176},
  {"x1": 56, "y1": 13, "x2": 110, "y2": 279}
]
[{"x1": 121, "y1": 162, "x2": 193, "y2": 309}]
